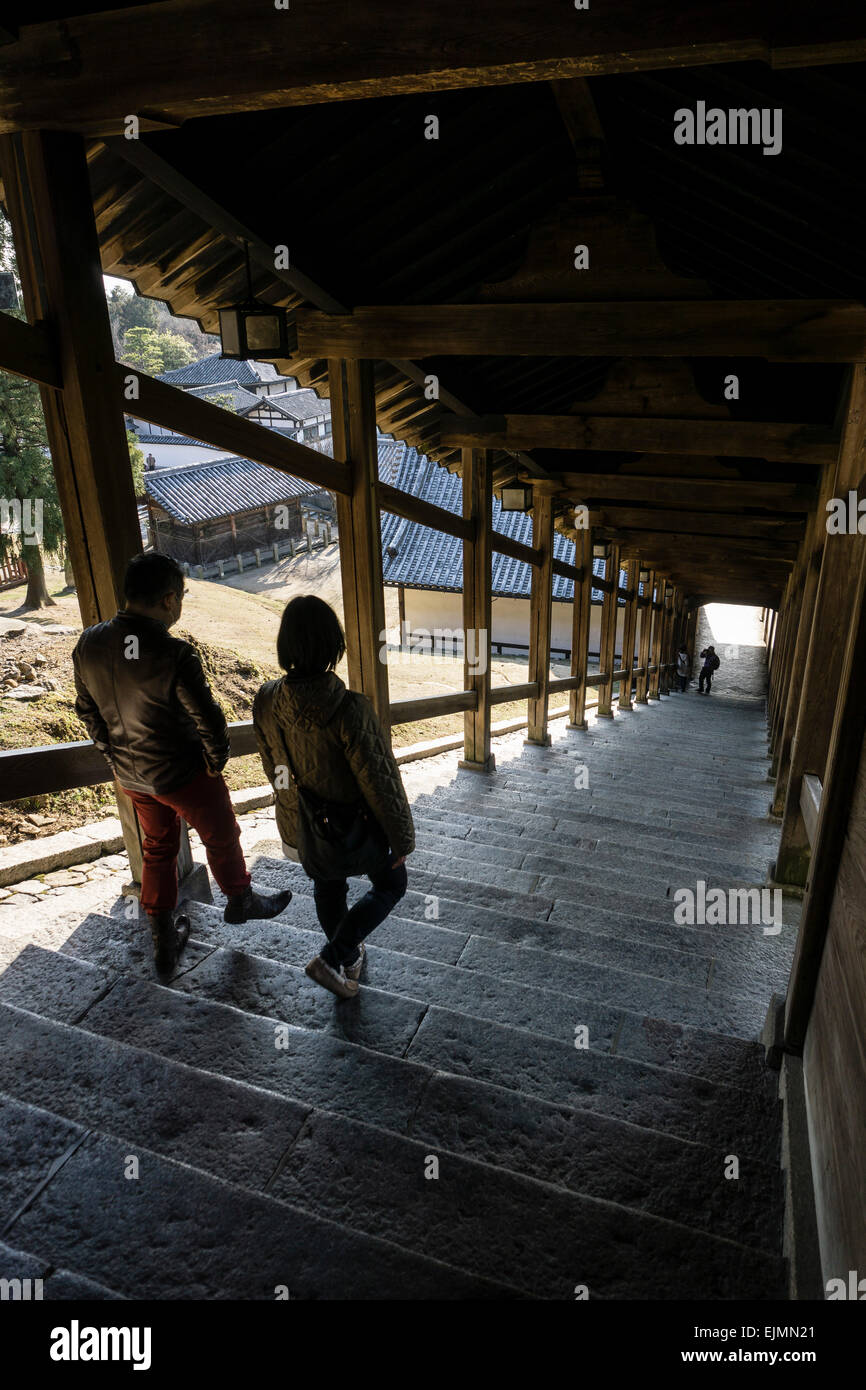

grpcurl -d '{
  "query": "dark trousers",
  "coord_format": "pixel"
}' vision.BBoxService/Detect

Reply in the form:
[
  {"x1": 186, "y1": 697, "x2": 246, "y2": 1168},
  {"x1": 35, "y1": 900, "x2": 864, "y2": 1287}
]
[
  {"x1": 123, "y1": 768, "x2": 250, "y2": 913},
  {"x1": 678, "y1": 673, "x2": 689, "y2": 691},
  {"x1": 699, "y1": 667, "x2": 713, "y2": 693},
  {"x1": 313, "y1": 856, "x2": 408, "y2": 969}
]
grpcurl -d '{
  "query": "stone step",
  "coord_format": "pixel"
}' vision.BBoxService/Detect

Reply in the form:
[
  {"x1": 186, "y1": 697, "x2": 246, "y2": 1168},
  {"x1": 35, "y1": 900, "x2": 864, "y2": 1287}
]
[
  {"x1": 0, "y1": 1092, "x2": 519, "y2": 1300},
  {"x1": 0, "y1": 1238, "x2": 124, "y2": 1300},
  {"x1": 34, "y1": 935, "x2": 780, "y2": 1167},
  {"x1": 410, "y1": 811, "x2": 771, "y2": 882},
  {"x1": 242, "y1": 855, "x2": 797, "y2": 999},
  {"x1": 413, "y1": 793, "x2": 780, "y2": 860},
  {"x1": 119, "y1": 906, "x2": 778, "y2": 1088},
  {"x1": 420, "y1": 790, "x2": 779, "y2": 851},
  {"x1": 408, "y1": 824, "x2": 764, "y2": 895},
  {"x1": 489, "y1": 767, "x2": 773, "y2": 818},
  {"x1": 0, "y1": 1006, "x2": 784, "y2": 1290},
  {"x1": 0, "y1": 965, "x2": 780, "y2": 1256},
  {"x1": 52, "y1": 913, "x2": 774, "y2": 1093},
  {"x1": 414, "y1": 815, "x2": 773, "y2": 884}
]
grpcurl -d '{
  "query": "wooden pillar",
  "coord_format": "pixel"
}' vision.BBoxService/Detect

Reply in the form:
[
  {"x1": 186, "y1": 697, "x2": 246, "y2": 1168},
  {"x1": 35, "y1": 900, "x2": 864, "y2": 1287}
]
[
  {"x1": 526, "y1": 491, "x2": 554, "y2": 745},
  {"x1": 596, "y1": 543, "x2": 620, "y2": 718},
  {"x1": 460, "y1": 447, "x2": 494, "y2": 771},
  {"x1": 567, "y1": 528, "x2": 593, "y2": 730},
  {"x1": 0, "y1": 131, "x2": 155, "y2": 888},
  {"x1": 647, "y1": 576, "x2": 664, "y2": 700},
  {"x1": 771, "y1": 458, "x2": 837, "y2": 795},
  {"x1": 775, "y1": 365, "x2": 866, "y2": 885},
  {"x1": 618, "y1": 557, "x2": 640, "y2": 711},
  {"x1": 0, "y1": 132, "x2": 142, "y2": 624},
  {"x1": 770, "y1": 572, "x2": 804, "y2": 755},
  {"x1": 784, "y1": 536, "x2": 866, "y2": 1048},
  {"x1": 634, "y1": 567, "x2": 655, "y2": 705},
  {"x1": 328, "y1": 358, "x2": 390, "y2": 733}
]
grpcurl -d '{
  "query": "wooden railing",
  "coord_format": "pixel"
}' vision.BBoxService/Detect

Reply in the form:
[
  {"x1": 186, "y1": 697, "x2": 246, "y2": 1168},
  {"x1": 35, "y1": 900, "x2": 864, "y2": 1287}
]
[{"x1": 0, "y1": 662, "x2": 676, "y2": 806}]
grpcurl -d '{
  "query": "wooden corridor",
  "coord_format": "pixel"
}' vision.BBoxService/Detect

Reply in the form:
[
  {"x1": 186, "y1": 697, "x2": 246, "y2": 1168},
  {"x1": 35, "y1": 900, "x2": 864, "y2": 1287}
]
[
  {"x1": 0, "y1": 2, "x2": 865, "y2": 1304},
  {"x1": 0, "y1": 673, "x2": 798, "y2": 1299}
]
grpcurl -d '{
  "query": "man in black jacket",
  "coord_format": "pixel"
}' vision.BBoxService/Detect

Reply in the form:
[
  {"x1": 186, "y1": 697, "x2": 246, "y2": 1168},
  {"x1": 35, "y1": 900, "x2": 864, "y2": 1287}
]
[{"x1": 73, "y1": 553, "x2": 290, "y2": 973}]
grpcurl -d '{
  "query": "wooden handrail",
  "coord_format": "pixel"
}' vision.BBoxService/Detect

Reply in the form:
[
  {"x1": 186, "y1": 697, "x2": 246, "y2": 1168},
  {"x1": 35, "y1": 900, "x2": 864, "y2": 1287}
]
[
  {"x1": 1, "y1": 661, "x2": 670, "y2": 803},
  {"x1": 490, "y1": 682, "x2": 540, "y2": 705},
  {"x1": 389, "y1": 690, "x2": 477, "y2": 725}
]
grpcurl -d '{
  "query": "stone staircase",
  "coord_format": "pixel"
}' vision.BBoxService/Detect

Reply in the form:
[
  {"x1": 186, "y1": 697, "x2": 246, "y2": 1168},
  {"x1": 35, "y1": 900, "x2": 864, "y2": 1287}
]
[{"x1": 0, "y1": 691, "x2": 795, "y2": 1299}]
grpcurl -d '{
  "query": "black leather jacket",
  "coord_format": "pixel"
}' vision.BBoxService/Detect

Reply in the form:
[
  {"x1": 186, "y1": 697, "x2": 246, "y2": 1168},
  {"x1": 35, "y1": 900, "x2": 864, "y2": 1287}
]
[{"x1": 72, "y1": 611, "x2": 230, "y2": 794}]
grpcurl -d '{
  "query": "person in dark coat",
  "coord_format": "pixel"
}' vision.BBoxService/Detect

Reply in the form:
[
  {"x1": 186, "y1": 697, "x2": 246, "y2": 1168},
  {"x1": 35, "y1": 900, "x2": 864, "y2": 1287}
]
[
  {"x1": 73, "y1": 553, "x2": 291, "y2": 974},
  {"x1": 698, "y1": 645, "x2": 721, "y2": 694},
  {"x1": 253, "y1": 595, "x2": 415, "y2": 1000}
]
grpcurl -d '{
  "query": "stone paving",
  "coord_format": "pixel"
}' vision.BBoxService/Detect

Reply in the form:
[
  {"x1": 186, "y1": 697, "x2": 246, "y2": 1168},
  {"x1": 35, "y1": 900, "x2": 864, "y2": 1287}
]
[{"x1": 0, "y1": 611, "x2": 798, "y2": 1299}]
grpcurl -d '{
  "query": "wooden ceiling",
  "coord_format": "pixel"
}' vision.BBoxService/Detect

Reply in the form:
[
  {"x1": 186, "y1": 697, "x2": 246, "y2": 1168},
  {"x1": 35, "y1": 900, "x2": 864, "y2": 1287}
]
[{"x1": 2, "y1": 2, "x2": 863, "y2": 605}]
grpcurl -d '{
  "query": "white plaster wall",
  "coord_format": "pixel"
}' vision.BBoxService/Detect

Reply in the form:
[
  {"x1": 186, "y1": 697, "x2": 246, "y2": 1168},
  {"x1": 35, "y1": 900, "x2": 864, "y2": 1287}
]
[{"x1": 398, "y1": 587, "x2": 618, "y2": 659}]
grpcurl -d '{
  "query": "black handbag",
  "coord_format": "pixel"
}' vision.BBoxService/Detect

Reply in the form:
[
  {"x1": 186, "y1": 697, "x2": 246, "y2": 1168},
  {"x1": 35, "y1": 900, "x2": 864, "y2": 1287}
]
[{"x1": 276, "y1": 725, "x2": 390, "y2": 880}]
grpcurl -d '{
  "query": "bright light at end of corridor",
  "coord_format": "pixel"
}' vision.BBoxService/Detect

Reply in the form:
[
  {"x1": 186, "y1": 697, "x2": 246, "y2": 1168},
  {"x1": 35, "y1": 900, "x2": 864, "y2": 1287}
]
[{"x1": 702, "y1": 605, "x2": 766, "y2": 646}]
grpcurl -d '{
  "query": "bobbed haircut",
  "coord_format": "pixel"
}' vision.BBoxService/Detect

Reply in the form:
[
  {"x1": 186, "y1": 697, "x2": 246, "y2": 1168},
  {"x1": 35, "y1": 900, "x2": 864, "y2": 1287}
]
[
  {"x1": 124, "y1": 552, "x2": 184, "y2": 605},
  {"x1": 277, "y1": 595, "x2": 346, "y2": 676}
]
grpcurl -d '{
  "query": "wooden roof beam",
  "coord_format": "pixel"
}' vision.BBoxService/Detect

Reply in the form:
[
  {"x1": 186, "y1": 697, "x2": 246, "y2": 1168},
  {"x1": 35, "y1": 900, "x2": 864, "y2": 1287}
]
[
  {"x1": 440, "y1": 412, "x2": 838, "y2": 465},
  {"x1": 2, "y1": 2, "x2": 864, "y2": 136},
  {"x1": 296, "y1": 302, "x2": 866, "y2": 363},
  {"x1": 585, "y1": 506, "x2": 806, "y2": 541},
  {"x1": 553, "y1": 472, "x2": 815, "y2": 511},
  {"x1": 600, "y1": 528, "x2": 798, "y2": 562}
]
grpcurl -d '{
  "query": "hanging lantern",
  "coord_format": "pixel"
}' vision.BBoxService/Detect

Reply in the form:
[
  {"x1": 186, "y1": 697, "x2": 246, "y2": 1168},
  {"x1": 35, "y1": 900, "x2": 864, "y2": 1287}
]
[
  {"x1": 500, "y1": 482, "x2": 533, "y2": 512},
  {"x1": 592, "y1": 541, "x2": 610, "y2": 559},
  {"x1": 218, "y1": 240, "x2": 291, "y2": 360},
  {"x1": 638, "y1": 567, "x2": 650, "y2": 584}
]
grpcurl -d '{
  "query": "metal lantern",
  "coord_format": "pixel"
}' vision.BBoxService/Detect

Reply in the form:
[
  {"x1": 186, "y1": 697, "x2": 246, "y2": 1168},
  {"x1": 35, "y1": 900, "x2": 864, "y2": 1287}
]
[
  {"x1": 500, "y1": 482, "x2": 533, "y2": 512},
  {"x1": 218, "y1": 240, "x2": 291, "y2": 361}
]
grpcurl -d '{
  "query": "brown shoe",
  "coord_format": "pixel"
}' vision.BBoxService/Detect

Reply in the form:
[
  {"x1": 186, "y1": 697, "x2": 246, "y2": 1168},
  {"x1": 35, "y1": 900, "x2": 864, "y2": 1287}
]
[
  {"x1": 344, "y1": 942, "x2": 366, "y2": 982},
  {"x1": 304, "y1": 954, "x2": 359, "y2": 999}
]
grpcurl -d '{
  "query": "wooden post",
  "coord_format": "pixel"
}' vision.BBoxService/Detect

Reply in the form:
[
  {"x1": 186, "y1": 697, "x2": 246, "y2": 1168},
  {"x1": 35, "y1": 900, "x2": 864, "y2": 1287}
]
[
  {"x1": 596, "y1": 543, "x2": 620, "y2": 718},
  {"x1": 328, "y1": 358, "x2": 390, "y2": 733},
  {"x1": 648, "y1": 576, "x2": 664, "y2": 700},
  {"x1": 526, "y1": 491, "x2": 554, "y2": 745},
  {"x1": 775, "y1": 365, "x2": 866, "y2": 885},
  {"x1": 618, "y1": 557, "x2": 640, "y2": 710},
  {"x1": 397, "y1": 584, "x2": 406, "y2": 646},
  {"x1": 784, "y1": 536, "x2": 866, "y2": 1049},
  {"x1": 634, "y1": 567, "x2": 655, "y2": 704},
  {"x1": 459, "y1": 447, "x2": 494, "y2": 771},
  {"x1": 0, "y1": 130, "x2": 175, "y2": 893},
  {"x1": 567, "y1": 528, "x2": 593, "y2": 729},
  {"x1": 770, "y1": 456, "x2": 836, "y2": 795}
]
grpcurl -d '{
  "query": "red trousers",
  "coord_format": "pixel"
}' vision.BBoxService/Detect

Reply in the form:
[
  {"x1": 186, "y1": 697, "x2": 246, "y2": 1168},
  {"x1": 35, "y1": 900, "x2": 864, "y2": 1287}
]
[{"x1": 123, "y1": 768, "x2": 251, "y2": 913}]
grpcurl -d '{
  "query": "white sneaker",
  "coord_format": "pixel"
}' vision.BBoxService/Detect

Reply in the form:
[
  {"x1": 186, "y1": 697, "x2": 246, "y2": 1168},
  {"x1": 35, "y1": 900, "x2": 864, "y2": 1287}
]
[
  {"x1": 304, "y1": 954, "x2": 359, "y2": 999},
  {"x1": 344, "y1": 942, "x2": 366, "y2": 982}
]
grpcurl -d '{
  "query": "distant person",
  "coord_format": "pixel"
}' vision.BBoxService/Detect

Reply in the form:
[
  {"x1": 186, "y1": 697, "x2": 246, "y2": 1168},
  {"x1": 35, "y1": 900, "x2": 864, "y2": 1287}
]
[
  {"x1": 73, "y1": 553, "x2": 291, "y2": 975},
  {"x1": 698, "y1": 644, "x2": 721, "y2": 695},
  {"x1": 145, "y1": 453, "x2": 156, "y2": 471},
  {"x1": 676, "y1": 644, "x2": 691, "y2": 692},
  {"x1": 253, "y1": 595, "x2": 415, "y2": 1000}
]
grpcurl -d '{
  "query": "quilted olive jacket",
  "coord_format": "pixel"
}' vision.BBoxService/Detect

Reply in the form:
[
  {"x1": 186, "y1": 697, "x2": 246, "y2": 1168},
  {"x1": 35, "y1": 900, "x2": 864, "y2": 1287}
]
[{"x1": 252, "y1": 672, "x2": 415, "y2": 860}]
